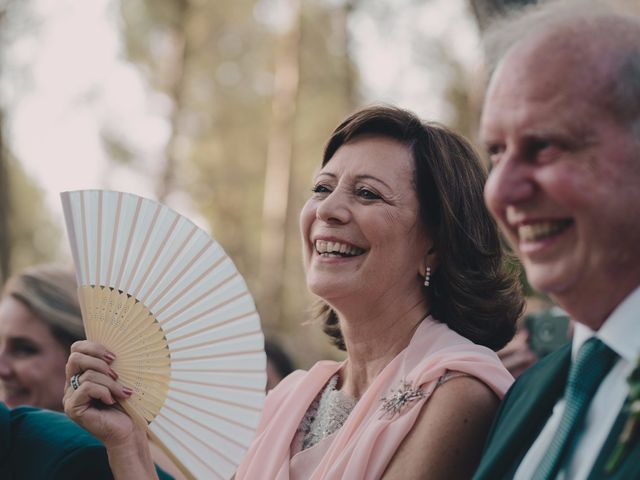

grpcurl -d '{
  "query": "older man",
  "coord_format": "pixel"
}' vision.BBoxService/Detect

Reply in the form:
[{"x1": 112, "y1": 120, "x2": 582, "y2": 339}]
[{"x1": 474, "y1": 1, "x2": 640, "y2": 479}]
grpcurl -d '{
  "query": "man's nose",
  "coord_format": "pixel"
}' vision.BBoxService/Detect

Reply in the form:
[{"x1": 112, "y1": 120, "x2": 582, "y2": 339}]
[{"x1": 484, "y1": 152, "x2": 535, "y2": 212}]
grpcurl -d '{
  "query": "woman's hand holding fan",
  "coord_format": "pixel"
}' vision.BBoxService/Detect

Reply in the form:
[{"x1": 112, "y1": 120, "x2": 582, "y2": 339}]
[{"x1": 64, "y1": 340, "x2": 160, "y2": 480}]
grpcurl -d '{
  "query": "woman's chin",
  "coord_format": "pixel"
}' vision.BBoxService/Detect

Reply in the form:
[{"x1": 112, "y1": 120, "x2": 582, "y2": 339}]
[{"x1": 308, "y1": 280, "x2": 352, "y2": 303}]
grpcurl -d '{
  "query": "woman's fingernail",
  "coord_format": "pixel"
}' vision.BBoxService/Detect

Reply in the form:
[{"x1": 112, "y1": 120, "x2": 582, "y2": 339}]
[
  {"x1": 109, "y1": 369, "x2": 118, "y2": 380},
  {"x1": 122, "y1": 386, "x2": 133, "y2": 396},
  {"x1": 104, "y1": 352, "x2": 116, "y2": 362}
]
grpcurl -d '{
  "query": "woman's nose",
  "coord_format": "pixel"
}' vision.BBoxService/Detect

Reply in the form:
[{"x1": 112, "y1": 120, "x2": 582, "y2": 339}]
[
  {"x1": 0, "y1": 348, "x2": 13, "y2": 379},
  {"x1": 315, "y1": 189, "x2": 351, "y2": 224}
]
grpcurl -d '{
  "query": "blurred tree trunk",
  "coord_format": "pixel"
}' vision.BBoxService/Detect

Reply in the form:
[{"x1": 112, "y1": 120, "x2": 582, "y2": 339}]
[
  {"x1": 469, "y1": 0, "x2": 538, "y2": 32},
  {"x1": 336, "y1": 0, "x2": 358, "y2": 110},
  {"x1": 0, "y1": 5, "x2": 9, "y2": 284},
  {"x1": 258, "y1": 0, "x2": 302, "y2": 328},
  {"x1": 0, "y1": 109, "x2": 10, "y2": 285},
  {"x1": 156, "y1": 0, "x2": 189, "y2": 202}
]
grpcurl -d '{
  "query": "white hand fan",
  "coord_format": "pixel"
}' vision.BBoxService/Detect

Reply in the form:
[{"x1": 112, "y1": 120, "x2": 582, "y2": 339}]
[{"x1": 61, "y1": 189, "x2": 266, "y2": 480}]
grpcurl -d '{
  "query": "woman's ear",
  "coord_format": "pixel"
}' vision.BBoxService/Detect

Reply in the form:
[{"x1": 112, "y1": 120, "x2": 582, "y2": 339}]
[{"x1": 419, "y1": 244, "x2": 438, "y2": 278}]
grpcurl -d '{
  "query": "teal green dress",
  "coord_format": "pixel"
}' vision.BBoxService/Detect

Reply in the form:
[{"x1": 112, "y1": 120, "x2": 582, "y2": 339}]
[{"x1": 0, "y1": 402, "x2": 173, "y2": 479}]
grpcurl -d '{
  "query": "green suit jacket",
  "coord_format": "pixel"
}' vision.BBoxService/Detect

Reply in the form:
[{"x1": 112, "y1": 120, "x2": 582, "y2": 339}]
[
  {"x1": 474, "y1": 343, "x2": 640, "y2": 479},
  {"x1": 0, "y1": 403, "x2": 174, "y2": 480}
]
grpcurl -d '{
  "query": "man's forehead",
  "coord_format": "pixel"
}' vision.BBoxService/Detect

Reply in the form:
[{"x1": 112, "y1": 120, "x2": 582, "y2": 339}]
[{"x1": 480, "y1": 32, "x2": 604, "y2": 131}]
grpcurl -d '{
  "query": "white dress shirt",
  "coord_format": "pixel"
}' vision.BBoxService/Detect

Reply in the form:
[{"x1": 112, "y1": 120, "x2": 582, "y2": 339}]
[{"x1": 514, "y1": 285, "x2": 640, "y2": 480}]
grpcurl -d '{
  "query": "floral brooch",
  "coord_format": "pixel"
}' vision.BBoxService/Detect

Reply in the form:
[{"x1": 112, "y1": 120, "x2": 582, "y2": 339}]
[
  {"x1": 605, "y1": 355, "x2": 640, "y2": 473},
  {"x1": 380, "y1": 380, "x2": 425, "y2": 418}
]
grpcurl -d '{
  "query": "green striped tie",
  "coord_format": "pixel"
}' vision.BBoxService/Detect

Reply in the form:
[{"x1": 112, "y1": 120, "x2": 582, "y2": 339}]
[{"x1": 532, "y1": 337, "x2": 618, "y2": 480}]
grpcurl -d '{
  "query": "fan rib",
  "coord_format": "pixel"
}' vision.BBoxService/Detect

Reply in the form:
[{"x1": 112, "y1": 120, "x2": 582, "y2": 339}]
[
  {"x1": 147, "y1": 239, "x2": 214, "y2": 311},
  {"x1": 60, "y1": 194, "x2": 82, "y2": 285},
  {"x1": 171, "y1": 328, "x2": 262, "y2": 354},
  {"x1": 80, "y1": 192, "x2": 90, "y2": 285},
  {"x1": 105, "y1": 192, "x2": 123, "y2": 284},
  {"x1": 168, "y1": 310, "x2": 255, "y2": 344},
  {"x1": 159, "y1": 271, "x2": 238, "y2": 323},
  {"x1": 122, "y1": 202, "x2": 162, "y2": 294},
  {"x1": 171, "y1": 377, "x2": 264, "y2": 394},
  {"x1": 172, "y1": 367, "x2": 264, "y2": 375},
  {"x1": 152, "y1": 420, "x2": 227, "y2": 479},
  {"x1": 130, "y1": 212, "x2": 181, "y2": 300},
  {"x1": 165, "y1": 395, "x2": 256, "y2": 435},
  {"x1": 153, "y1": 257, "x2": 228, "y2": 319},
  {"x1": 96, "y1": 191, "x2": 103, "y2": 284},
  {"x1": 160, "y1": 405, "x2": 253, "y2": 450},
  {"x1": 171, "y1": 347, "x2": 263, "y2": 363},
  {"x1": 126, "y1": 202, "x2": 162, "y2": 295},
  {"x1": 143, "y1": 225, "x2": 199, "y2": 310},
  {"x1": 164, "y1": 290, "x2": 249, "y2": 335},
  {"x1": 169, "y1": 385, "x2": 262, "y2": 413},
  {"x1": 114, "y1": 196, "x2": 143, "y2": 291},
  {"x1": 157, "y1": 408, "x2": 242, "y2": 467}
]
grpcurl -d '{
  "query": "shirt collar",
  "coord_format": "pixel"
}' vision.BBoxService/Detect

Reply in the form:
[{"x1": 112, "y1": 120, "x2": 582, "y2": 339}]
[{"x1": 572, "y1": 284, "x2": 640, "y2": 364}]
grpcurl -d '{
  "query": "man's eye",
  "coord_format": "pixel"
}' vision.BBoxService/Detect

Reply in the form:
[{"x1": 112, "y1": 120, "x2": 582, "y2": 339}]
[
  {"x1": 356, "y1": 187, "x2": 381, "y2": 200},
  {"x1": 486, "y1": 144, "x2": 504, "y2": 164},
  {"x1": 527, "y1": 139, "x2": 554, "y2": 160}
]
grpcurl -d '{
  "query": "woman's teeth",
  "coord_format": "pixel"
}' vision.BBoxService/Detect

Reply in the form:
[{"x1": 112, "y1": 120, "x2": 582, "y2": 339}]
[{"x1": 315, "y1": 240, "x2": 364, "y2": 257}]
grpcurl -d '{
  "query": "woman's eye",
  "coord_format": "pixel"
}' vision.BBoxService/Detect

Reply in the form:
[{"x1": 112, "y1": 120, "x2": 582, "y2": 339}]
[
  {"x1": 311, "y1": 184, "x2": 332, "y2": 194},
  {"x1": 356, "y1": 187, "x2": 381, "y2": 200},
  {"x1": 10, "y1": 341, "x2": 39, "y2": 357}
]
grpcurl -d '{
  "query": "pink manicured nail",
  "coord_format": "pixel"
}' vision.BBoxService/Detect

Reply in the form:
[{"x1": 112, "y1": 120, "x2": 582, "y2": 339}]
[
  {"x1": 122, "y1": 386, "x2": 133, "y2": 396},
  {"x1": 104, "y1": 352, "x2": 116, "y2": 362},
  {"x1": 109, "y1": 369, "x2": 118, "y2": 380}
]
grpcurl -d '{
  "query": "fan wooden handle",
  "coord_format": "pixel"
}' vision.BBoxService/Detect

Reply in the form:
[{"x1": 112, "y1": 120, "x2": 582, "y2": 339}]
[{"x1": 119, "y1": 400, "x2": 197, "y2": 480}]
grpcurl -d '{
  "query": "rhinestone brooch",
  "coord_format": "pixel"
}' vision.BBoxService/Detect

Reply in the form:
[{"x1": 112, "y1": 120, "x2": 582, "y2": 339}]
[{"x1": 380, "y1": 380, "x2": 425, "y2": 418}]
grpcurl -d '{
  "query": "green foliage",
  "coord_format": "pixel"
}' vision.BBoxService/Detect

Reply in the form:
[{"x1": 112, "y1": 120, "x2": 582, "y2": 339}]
[{"x1": 5, "y1": 152, "x2": 61, "y2": 276}]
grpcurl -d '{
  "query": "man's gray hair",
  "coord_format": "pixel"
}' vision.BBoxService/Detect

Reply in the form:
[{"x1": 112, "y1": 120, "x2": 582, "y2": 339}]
[{"x1": 483, "y1": 0, "x2": 640, "y2": 135}]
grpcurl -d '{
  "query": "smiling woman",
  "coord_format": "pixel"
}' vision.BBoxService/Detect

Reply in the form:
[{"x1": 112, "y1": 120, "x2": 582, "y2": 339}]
[
  {"x1": 0, "y1": 264, "x2": 84, "y2": 412},
  {"x1": 241, "y1": 105, "x2": 525, "y2": 479}
]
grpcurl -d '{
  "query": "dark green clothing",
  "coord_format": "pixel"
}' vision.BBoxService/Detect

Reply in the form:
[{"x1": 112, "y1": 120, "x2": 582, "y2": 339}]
[
  {"x1": 474, "y1": 343, "x2": 640, "y2": 479},
  {"x1": 0, "y1": 403, "x2": 173, "y2": 480}
]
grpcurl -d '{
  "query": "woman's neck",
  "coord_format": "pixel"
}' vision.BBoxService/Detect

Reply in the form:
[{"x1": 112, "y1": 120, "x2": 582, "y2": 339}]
[{"x1": 336, "y1": 298, "x2": 429, "y2": 400}]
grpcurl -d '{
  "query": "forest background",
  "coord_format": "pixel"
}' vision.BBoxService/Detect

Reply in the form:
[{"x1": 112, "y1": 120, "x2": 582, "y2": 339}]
[{"x1": 0, "y1": 0, "x2": 534, "y2": 367}]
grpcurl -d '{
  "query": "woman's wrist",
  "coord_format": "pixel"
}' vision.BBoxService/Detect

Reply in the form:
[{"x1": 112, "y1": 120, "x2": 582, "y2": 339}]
[{"x1": 106, "y1": 429, "x2": 158, "y2": 480}]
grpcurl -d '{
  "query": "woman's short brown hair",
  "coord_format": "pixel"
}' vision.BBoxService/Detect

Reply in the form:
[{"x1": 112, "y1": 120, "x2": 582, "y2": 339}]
[{"x1": 317, "y1": 105, "x2": 524, "y2": 351}]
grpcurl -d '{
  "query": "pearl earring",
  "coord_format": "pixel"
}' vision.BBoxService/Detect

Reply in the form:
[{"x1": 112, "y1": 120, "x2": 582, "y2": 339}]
[{"x1": 424, "y1": 266, "x2": 431, "y2": 287}]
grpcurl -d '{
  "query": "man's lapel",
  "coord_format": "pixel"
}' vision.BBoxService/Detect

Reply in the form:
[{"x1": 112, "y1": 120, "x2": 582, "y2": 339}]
[
  {"x1": 588, "y1": 399, "x2": 640, "y2": 479},
  {"x1": 475, "y1": 343, "x2": 571, "y2": 480}
]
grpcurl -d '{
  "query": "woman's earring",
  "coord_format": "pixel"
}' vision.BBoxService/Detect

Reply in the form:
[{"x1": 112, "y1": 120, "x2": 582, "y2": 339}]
[{"x1": 424, "y1": 266, "x2": 431, "y2": 287}]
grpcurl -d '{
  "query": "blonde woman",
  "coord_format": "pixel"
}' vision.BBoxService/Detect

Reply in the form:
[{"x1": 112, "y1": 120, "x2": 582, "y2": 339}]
[{"x1": 0, "y1": 264, "x2": 83, "y2": 411}]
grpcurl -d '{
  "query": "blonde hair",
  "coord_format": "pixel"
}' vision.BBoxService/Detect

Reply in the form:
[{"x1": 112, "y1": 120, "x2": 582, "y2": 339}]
[{"x1": 2, "y1": 264, "x2": 84, "y2": 348}]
